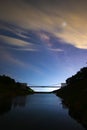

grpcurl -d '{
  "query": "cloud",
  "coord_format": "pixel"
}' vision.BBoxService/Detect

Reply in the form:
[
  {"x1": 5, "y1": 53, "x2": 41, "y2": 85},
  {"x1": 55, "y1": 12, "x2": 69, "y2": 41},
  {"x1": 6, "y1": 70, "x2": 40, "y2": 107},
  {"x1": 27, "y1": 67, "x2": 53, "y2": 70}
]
[
  {"x1": 0, "y1": 48, "x2": 27, "y2": 67},
  {"x1": 0, "y1": 35, "x2": 28, "y2": 46},
  {"x1": 39, "y1": 33, "x2": 50, "y2": 41},
  {"x1": 0, "y1": 35, "x2": 38, "y2": 51},
  {"x1": 0, "y1": 20, "x2": 31, "y2": 39},
  {"x1": 0, "y1": 0, "x2": 87, "y2": 49},
  {"x1": 10, "y1": 56, "x2": 44, "y2": 75},
  {"x1": 6, "y1": 54, "x2": 28, "y2": 68},
  {"x1": 0, "y1": 48, "x2": 44, "y2": 75},
  {"x1": 49, "y1": 48, "x2": 63, "y2": 52}
]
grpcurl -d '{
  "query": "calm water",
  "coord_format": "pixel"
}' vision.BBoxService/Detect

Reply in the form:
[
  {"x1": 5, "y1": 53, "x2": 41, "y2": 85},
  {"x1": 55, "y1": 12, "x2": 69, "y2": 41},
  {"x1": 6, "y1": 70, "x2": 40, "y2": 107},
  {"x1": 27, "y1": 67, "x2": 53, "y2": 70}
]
[{"x1": 0, "y1": 93, "x2": 85, "y2": 130}]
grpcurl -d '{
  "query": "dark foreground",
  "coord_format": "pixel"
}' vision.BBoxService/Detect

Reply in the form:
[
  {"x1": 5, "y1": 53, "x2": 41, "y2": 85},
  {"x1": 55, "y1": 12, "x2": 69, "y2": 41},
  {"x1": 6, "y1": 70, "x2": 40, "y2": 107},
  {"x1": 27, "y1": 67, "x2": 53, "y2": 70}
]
[
  {"x1": 0, "y1": 75, "x2": 34, "y2": 97},
  {"x1": 55, "y1": 67, "x2": 87, "y2": 129}
]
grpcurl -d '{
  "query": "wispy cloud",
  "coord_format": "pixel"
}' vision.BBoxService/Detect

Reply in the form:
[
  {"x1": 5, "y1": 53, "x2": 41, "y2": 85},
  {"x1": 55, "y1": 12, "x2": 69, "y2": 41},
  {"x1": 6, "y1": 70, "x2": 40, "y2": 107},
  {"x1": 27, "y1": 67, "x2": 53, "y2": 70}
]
[
  {"x1": 0, "y1": 48, "x2": 44, "y2": 75},
  {"x1": 49, "y1": 48, "x2": 63, "y2": 52},
  {"x1": 0, "y1": 49, "x2": 28, "y2": 67},
  {"x1": 37, "y1": 31, "x2": 64, "y2": 52},
  {"x1": 0, "y1": 35, "x2": 29, "y2": 46},
  {"x1": 0, "y1": 35, "x2": 38, "y2": 51}
]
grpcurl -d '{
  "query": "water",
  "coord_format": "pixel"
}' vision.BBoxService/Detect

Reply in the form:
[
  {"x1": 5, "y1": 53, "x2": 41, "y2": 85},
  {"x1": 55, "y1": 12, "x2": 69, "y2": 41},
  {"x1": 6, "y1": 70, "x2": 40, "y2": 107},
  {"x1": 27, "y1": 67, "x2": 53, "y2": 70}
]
[{"x1": 0, "y1": 93, "x2": 85, "y2": 130}]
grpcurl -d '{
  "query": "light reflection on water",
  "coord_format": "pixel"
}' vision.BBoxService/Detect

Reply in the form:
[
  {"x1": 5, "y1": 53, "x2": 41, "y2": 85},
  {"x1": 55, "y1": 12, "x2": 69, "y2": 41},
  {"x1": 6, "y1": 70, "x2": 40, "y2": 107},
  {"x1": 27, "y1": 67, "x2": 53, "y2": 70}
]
[{"x1": 0, "y1": 93, "x2": 85, "y2": 130}]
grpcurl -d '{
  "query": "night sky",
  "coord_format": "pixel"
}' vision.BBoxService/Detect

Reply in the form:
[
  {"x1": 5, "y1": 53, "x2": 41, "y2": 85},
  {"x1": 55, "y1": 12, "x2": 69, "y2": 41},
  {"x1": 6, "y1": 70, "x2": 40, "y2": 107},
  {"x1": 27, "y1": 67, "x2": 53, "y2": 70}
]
[{"x1": 0, "y1": 0, "x2": 87, "y2": 87}]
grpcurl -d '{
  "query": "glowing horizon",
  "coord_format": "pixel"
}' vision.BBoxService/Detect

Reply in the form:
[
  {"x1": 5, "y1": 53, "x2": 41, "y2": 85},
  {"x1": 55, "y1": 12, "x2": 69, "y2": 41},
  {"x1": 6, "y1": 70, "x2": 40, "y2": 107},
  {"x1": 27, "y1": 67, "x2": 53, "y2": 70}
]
[{"x1": 30, "y1": 87, "x2": 60, "y2": 92}]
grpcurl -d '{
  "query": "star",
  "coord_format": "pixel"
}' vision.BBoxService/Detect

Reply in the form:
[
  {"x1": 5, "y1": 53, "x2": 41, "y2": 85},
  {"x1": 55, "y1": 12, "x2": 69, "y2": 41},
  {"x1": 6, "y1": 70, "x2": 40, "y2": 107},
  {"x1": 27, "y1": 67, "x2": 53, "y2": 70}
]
[{"x1": 62, "y1": 22, "x2": 67, "y2": 27}]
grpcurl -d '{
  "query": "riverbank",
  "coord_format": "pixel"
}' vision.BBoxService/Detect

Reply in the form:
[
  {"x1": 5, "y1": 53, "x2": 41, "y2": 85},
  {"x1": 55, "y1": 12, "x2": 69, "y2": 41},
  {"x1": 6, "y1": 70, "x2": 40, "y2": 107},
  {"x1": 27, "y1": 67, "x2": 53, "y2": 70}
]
[{"x1": 55, "y1": 67, "x2": 87, "y2": 129}]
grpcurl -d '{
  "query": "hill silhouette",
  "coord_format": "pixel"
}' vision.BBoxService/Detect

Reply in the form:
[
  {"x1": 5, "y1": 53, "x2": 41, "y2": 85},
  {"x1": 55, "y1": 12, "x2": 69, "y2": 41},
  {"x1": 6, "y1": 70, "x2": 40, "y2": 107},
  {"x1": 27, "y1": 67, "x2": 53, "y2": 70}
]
[
  {"x1": 55, "y1": 67, "x2": 87, "y2": 129},
  {"x1": 0, "y1": 75, "x2": 34, "y2": 96}
]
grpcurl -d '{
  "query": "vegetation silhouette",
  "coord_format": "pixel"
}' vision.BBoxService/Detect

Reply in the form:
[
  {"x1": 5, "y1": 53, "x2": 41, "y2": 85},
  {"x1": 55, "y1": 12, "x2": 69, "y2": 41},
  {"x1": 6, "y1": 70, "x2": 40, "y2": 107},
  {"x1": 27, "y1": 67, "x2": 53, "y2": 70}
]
[
  {"x1": 0, "y1": 75, "x2": 34, "y2": 96},
  {"x1": 55, "y1": 67, "x2": 87, "y2": 129},
  {"x1": 0, "y1": 75, "x2": 33, "y2": 115}
]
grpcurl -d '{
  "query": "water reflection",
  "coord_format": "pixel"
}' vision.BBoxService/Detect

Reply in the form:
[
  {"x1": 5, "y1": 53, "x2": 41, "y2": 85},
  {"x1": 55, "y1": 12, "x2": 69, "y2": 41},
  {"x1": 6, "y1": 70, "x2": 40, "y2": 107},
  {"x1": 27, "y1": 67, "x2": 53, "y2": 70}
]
[
  {"x1": 0, "y1": 94, "x2": 85, "y2": 130},
  {"x1": 0, "y1": 96, "x2": 12, "y2": 115},
  {"x1": 69, "y1": 108, "x2": 87, "y2": 130},
  {"x1": 0, "y1": 94, "x2": 27, "y2": 115},
  {"x1": 61, "y1": 99, "x2": 87, "y2": 129},
  {"x1": 13, "y1": 96, "x2": 26, "y2": 107}
]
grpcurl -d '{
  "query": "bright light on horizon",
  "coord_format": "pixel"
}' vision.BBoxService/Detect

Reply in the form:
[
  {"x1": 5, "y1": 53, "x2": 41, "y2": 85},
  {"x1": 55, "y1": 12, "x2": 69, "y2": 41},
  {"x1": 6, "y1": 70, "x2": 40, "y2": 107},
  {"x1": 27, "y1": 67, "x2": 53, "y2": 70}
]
[{"x1": 30, "y1": 87, "x2": 60, "y2": 92}]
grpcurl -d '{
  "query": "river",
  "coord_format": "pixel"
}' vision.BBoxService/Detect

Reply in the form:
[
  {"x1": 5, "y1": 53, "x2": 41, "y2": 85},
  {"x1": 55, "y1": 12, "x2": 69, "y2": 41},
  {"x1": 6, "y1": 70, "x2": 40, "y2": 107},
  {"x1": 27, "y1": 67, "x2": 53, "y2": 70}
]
[{"x1": 0, "y1": 93, "x2": 85, "y2": 130}]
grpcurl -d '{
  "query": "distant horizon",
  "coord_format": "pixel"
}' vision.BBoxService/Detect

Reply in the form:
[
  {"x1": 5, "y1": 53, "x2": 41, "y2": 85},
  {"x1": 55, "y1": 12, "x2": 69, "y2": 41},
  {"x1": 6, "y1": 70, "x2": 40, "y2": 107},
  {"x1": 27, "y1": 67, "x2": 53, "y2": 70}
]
[
  {"x1": 30, "y1": 86, "x2": 60, "y2": 92},
  {"x1": 29, "y1": 85, "x2": 61, "y2": 87}
]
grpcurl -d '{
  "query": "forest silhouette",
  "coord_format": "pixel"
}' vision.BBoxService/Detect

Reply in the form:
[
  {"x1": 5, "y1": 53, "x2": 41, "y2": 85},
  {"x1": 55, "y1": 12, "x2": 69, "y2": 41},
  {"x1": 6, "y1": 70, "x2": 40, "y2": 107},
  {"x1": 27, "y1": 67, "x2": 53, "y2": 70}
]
[
  {"x1": 56, "y1": 67, "x2": 87, "y2": 129},
  {"x1": 0, "y1": 75, "x2": 34, "y2": 96}
]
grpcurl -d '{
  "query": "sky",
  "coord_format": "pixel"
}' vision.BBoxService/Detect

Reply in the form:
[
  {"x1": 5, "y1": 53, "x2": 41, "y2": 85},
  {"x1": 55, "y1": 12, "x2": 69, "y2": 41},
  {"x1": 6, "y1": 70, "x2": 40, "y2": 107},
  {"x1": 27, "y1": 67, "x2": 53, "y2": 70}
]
[{"x1": 0, "y1": 0, "x2": 87, "y2": 88}]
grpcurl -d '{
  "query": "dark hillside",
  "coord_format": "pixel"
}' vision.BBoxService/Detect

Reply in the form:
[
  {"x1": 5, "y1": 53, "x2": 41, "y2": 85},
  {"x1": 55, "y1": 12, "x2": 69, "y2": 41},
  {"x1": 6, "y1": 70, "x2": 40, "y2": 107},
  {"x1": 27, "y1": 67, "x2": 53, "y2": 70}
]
[
  {"x1": 55, "y1": 67, "x2": 87, "y2": 129},
  {"x1": 0, "y1": 75, "x2": 34, "y2": 96}
]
